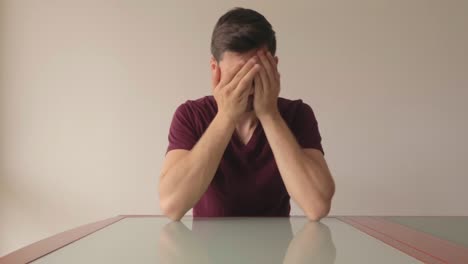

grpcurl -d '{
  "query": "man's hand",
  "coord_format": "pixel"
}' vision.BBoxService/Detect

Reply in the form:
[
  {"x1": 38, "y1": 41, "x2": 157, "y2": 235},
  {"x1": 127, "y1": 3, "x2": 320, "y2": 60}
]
[
  {"x1": 212, "y1": 56, "x2": 260, "y2": 122},
  {"x1": 254, "y1": 50, "x2": 280, "y2": 120}
]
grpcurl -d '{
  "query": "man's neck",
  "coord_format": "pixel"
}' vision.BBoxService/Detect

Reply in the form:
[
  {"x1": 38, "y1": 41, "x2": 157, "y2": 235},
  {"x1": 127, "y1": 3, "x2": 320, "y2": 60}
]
[{"x1": 236, "y1": 111, "x2": 258, "y2": 132}]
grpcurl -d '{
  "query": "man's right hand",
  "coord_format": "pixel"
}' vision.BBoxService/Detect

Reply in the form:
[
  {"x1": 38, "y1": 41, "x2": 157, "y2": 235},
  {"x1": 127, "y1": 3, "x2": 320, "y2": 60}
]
[{"x1": 212, "y1": 56, "x2": 260, "y2": 122}]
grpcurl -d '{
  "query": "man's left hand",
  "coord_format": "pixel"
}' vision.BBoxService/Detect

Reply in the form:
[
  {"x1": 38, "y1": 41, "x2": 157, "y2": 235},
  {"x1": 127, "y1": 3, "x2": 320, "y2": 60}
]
[{"x1": 254, "y1": 50, "x2": 281, "y2": 120}]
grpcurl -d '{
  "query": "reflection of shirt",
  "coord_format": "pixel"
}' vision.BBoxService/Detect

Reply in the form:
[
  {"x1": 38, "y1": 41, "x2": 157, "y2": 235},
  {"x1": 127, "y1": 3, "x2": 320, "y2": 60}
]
[
  {"x1": 167, "y1": 96, "x2": 323, "y2": 217},
  {"x1": 191, "y1": 218, "x2": 293, "y2": 263}
]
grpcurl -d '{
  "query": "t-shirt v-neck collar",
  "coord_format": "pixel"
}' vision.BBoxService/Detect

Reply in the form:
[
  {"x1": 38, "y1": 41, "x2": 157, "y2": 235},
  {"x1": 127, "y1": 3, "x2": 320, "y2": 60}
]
[{"x1": 232, "y1": 121, "x2": 263, "y2": 151}]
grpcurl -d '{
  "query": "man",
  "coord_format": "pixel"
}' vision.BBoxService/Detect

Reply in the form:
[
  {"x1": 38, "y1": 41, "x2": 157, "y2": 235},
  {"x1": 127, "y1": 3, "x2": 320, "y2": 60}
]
[{"x1": 159, "y1": 7, "x2": 335, "y2": 221}]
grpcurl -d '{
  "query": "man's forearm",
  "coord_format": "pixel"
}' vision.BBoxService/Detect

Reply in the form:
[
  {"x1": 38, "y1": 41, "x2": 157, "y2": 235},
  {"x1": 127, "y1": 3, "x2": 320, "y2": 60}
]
[
  {"x1": 260, "y1": 112, "x2": 334, "y2": 220},
  {"x1": 160, "y1": 113, "x2": 235, "y2": 220}
]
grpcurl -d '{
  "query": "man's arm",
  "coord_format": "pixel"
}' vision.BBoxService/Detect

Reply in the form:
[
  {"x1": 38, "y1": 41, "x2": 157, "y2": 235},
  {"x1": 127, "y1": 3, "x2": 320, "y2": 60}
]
[
  {"x1": 254, "y1": 50, "x2": 335, "y2": 221},
  {"x1": 261, "y1": 114, "x2": 335, "y2": 221},
  {"x1": 159, "y1": 114, "x2": 235, "y2": 221},
  {"x1": 159, "y1": 56, "x2": 261, "y2": 221}
]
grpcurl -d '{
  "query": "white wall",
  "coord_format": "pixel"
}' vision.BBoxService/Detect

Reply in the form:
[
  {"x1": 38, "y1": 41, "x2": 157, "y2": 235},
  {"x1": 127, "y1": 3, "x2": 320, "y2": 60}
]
[{"x1": 1, "y1": 0, "x2": 467, "y2": 256}]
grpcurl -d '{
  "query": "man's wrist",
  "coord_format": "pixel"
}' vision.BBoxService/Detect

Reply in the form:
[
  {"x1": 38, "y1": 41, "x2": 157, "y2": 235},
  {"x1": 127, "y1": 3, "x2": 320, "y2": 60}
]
[
  {"x1": 214, "y1": 112, "x2": 237, "y2": 132},
  {"x1": 258, "y1": 109, "x2": 282, "y2": 125}
]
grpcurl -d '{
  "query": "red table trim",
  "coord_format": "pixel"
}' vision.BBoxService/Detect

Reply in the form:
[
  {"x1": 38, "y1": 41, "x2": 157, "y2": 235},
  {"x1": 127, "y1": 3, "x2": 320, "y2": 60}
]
[
  {"x1": 0, "y1": 216, "x2": 125, "y2": 264},
  {"x1": 337, "y1": 216, "x2": 468, "y2": 264}
]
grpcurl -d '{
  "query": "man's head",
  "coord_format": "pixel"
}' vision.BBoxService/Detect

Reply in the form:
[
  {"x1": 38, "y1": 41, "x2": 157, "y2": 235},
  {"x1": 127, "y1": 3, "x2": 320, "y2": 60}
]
[
  {"x1": 211, "y1": 7, "x2": 276, "y2": 62},
  {"x1": 210, "y1": 7, "x2": 278, "y2": 111}
]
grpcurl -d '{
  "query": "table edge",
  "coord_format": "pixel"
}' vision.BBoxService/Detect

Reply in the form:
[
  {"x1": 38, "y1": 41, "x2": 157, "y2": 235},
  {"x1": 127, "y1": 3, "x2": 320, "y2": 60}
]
[
  {"x1": 337, "y1": 216, "x2": 468, "y2": 264},
  {"x1": 0, "y1": 216, "x2": 125, "y2": 264},
  {"x1": 0, "y1": 214, "x2": 311, "y2": 263},
  {"x1": 3, "y1": 215, "x2": 467, "y2": 264}
]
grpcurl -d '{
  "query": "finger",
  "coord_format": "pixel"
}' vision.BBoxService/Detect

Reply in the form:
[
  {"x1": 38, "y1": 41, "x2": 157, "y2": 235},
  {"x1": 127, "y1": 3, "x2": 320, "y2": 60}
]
[
  {"x1": 211, "y1": 63, "x2": 221, "y2": 89},
  {"x1": 242, "y1": 78, "x2": 256, "y2": 97},
  {"x1": 233, "y1": 64, "x2": 260, "y2": 97},
  {"x1": 258, "y1": 64, "x2": 269, "y2": 92},
  {"x1": 257, "y1": 50, "x2": 275, "y2": 84},
  {"x1": 229, "y1": 56, "x2": 258, "y2": 90},
  {"x1": 240, "y1": 79, "x2": 254, "y2": 99},
  {"x1": 254, "y1": 74, "x2": 263, "y2": 96},
  {"x1": 219, "y1": 60, "x2": 246, "y2": 88},
  {"x1": 266, "y1": 51, "x2": 279, "y2": 81}
]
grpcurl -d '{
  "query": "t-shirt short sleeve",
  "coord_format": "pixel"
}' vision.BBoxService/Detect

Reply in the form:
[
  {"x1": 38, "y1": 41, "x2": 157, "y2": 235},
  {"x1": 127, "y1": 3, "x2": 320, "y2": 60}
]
[
  {"x1": 166, "y1": 103, "x2": 199, "y2": 153},
  {"x1": 293, "y1": 102, "x2": 324, "y2": 154}
]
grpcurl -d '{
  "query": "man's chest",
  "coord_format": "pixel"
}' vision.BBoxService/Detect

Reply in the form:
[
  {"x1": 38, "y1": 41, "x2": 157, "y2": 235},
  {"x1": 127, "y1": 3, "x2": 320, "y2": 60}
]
[{"x1": 212, "y1": 147, "x2": 287, "y2": 200}]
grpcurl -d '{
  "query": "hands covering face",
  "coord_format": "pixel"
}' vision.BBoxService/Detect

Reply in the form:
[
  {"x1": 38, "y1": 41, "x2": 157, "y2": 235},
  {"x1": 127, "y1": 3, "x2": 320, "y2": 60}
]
[
  {"x1": 252, "y1": 49, "x2": 280, "y2": 119},
  {"x1": 212, "y1": 49, "x2": 280, "y2": 121}
]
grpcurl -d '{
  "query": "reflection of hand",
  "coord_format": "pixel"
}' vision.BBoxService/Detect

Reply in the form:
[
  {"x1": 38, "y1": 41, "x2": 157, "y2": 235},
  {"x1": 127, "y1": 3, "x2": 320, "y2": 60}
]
[
  {"x1": 157, "y1": 222, "x2": 211, "y2": 264},
  {"x1": 283, "y1": 221, "x2": 336, "y2": 264}
]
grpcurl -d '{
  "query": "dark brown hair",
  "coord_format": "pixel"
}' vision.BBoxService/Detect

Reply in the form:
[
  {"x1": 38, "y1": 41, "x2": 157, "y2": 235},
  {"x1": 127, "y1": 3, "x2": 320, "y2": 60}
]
[{"x1": 211, "y1": 7, "x2": 276, "y2": 62}]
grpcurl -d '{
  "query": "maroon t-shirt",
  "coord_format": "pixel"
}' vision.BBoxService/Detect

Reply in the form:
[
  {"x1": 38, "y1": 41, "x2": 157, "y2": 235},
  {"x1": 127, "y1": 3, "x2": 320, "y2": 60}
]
[{"x1": 166, "y1": 96, "x2": 323, "y2": 217}]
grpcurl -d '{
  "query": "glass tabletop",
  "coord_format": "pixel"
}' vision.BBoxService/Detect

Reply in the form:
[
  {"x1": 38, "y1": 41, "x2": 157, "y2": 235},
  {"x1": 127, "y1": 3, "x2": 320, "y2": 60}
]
[
  {"x1": 385, "y1": 216, "x2": 468, "y2": 248},
  {"x1": 31, "y1": 217, "x2": 422, "y2": 264}
]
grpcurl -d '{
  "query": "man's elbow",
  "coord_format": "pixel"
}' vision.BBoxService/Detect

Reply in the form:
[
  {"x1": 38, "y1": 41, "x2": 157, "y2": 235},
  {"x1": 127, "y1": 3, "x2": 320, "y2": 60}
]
[
  {"x1": 304, "y1": 198, "x2": 332, "y2": 222},
  {"x1": 160, "y1": 197, "x2": 186, "y2": 221}
]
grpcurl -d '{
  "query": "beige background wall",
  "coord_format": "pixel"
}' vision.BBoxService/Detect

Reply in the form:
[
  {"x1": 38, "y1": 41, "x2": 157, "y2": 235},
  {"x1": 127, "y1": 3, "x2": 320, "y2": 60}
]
[{"x1": 1, "y1": 0, "x2": 467, "y2": 256}]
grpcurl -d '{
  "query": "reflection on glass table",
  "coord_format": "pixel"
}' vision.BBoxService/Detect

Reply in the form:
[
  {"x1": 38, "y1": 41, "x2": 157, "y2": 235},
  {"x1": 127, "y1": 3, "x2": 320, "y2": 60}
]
[{"x1": 158, "y1": 218, "x2": 336, "y2": 264}]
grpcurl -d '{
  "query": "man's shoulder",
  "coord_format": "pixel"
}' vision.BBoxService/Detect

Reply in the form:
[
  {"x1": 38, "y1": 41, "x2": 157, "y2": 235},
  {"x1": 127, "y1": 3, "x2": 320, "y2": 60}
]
[
  {"x1": 278, "y1": 97, "x2": 303, "y2": 108},
  {"x1": 180, "y1": 95, "x2": 215, "y2": 108},
  {"x1": 174, "y1": 96, "x2": 217, "y2": 120},
  {"x1": 278, "y1": 97, "x2": 317, "y2": 124},
  {"x1": 278, "y1": 97, "x2": 307, "y2": 115},
  {"x1": 186, "y1": 95, "x2": 216, "y2": 106}
]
